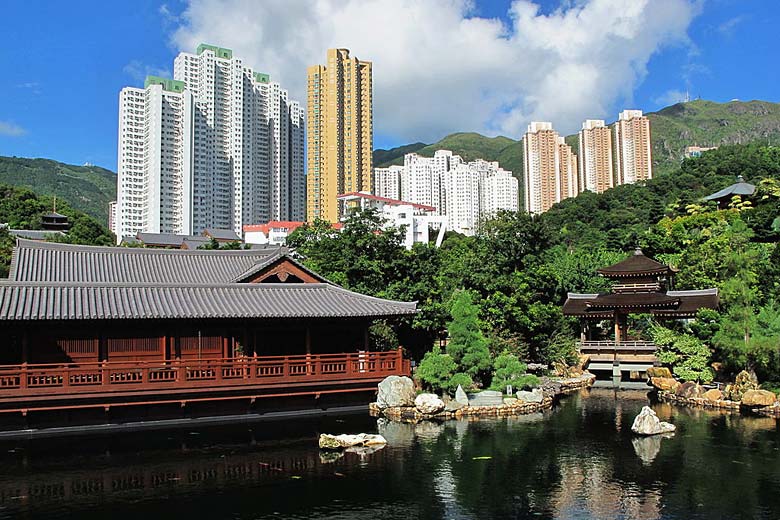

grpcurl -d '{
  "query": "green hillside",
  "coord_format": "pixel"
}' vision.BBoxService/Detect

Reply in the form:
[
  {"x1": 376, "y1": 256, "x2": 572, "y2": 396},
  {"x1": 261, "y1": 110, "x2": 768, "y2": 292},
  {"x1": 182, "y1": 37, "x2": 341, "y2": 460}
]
[
  {"x1": 373, "y1": 142, "x2": 427, "y2": 166},
  {"x1": 374, "y1": 99, "x2": 780, "y2": 182},
  {"x1": 0, "y1": 156, "x2": 116, "y2": 223}
]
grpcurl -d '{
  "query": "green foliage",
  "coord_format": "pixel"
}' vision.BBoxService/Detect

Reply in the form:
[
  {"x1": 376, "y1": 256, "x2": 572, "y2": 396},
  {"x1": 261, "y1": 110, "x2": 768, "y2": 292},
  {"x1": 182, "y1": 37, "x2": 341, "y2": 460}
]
[
  {"x1": 368, "y1": 320, "x2": 399, "y2": 351},
  {"x1": 448, "y1": 372, "x2": 474, "y2": 393},
  {"x1": 0, "y1": 156, "x2": 116, "y2": 222},
  {"x1": 445, "y1": 290, "x2": 491, "y2": 381},
  {"x1": 534, "y1": 332, "x2": 579, "y2": 367},
  {"x1": 488, "y1": 351, "x2": 538, "y2": 392},
  {"x1": 651, "y1": 324, "x2": 714, "y2": 383},
  {"x1": 416, "y1": 346, "x2": 457, "y2": 394}
]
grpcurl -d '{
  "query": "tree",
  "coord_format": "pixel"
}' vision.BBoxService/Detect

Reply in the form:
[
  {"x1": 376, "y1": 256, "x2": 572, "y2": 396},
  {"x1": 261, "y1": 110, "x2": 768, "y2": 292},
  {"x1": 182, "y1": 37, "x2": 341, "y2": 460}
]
[
  {"x1": 651, "y1": 325, "x2": 714, "y2": 383},
  {"x1": 416, "y1": 346, "x2": 457, "y2": 394},
  {"x1": 489, "y1": 351, "x2": 539, "y2": 392},
  {"x1": 445, "y1": 290, "x2": 492, "y2": 383}
]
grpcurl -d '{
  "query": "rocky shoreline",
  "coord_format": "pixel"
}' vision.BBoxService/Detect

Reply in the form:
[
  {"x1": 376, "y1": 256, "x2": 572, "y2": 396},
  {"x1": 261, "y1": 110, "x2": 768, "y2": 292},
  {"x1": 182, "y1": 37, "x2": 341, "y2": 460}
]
[{"x1": 370, "y1": 373, "x2": 596, "y2": 422}]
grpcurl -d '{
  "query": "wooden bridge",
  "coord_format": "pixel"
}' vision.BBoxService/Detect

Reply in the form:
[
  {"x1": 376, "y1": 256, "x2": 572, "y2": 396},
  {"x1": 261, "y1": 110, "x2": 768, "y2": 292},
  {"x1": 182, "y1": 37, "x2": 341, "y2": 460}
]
[
  {"x1": 579, "y1": 341, "x2": 657, "y2": 377},
  {"x1": 0, "y1": 350, "x2": 409, "y2": 415}
]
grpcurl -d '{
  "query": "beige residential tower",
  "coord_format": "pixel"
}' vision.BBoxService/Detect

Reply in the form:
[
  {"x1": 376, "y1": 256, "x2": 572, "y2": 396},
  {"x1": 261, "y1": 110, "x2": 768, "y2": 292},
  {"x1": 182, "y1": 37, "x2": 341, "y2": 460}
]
[
  {"x1": 613, "y1": 110, "x2": 652, "y2": 185},
  {"x1": 578, "y1": 119, "x2": 614, "y2": 193},
  {"x1": 523, "y1": 122, "x2": 561, "y2": 214},
  {"x1": 307, "y1": 48, "x2": 373, "y2": 222}
]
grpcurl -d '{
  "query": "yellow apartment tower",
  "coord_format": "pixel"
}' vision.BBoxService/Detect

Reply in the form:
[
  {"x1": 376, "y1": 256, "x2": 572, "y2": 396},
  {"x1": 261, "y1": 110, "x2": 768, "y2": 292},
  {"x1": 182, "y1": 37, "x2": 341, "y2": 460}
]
[
  {"x1": 578, "y1": 119, "x2": 614, "y2": 193},
  {"x1": 613, "y1": 110, "x2": 652, "y2": 185},
  {"x1": 523, "y1": 122, "x2": 561, "y2": 214},
  {"x1": 307, "y1": 48, "x2": 373, "y2": 222},
  {"x1": 558, "y1": 137, "x2": 579, "y2": 201}
]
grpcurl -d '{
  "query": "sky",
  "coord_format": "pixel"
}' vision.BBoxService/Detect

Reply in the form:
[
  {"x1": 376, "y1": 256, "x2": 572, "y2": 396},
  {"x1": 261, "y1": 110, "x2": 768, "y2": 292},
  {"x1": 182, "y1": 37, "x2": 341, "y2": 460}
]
[{"x1": 0, "y1": 0, "x2": 777, "y2": 171}]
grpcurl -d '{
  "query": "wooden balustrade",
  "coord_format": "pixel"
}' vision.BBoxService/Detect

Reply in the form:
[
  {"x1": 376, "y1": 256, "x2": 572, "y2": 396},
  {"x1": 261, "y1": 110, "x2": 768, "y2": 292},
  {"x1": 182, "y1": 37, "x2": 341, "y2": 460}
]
[
  {"x1": 0, "y1": 350, "x2": 408, "y2": 400},
  {"x1": 579, "y1": 340, "x2": 657, "y2": 357}
]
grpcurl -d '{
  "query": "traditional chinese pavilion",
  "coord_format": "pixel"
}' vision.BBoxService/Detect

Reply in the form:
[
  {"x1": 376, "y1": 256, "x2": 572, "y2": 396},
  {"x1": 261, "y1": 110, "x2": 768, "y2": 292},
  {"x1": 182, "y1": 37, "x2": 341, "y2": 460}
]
[
  {"x1": 563, "y1": 248, "x2": 719, "y2": 375},
  {"x1": 0, "y1": 239, "x2": 415, "y2": 421}
]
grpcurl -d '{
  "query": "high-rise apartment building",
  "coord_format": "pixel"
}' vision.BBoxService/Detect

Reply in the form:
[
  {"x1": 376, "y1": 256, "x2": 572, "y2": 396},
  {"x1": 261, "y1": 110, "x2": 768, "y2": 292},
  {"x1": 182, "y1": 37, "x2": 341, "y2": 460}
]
[
  {"x1": 558, "y1": 137, "x2": 579, "y2": 201},
  {"x1": 374, "y1": 150, "x2": 518, "y2": 236},
  {"x1": 374, "y1": 165, "x2": 403, "y2": 200},
  {"x1": 523, "y1": 122, "x2": 561, "y2": 214},
  {"x1": 116, "y1": 44, "x2": 304, "y2": 242},
  {"x1": 613, "y1": 110, "x2": 652, "y2": 185},
  {"x1": 578, "y1": 119, "x2": 613, "y2": 193},
  {"x1": 307, "y1": 48, "x2": 373, "y2": 222}
]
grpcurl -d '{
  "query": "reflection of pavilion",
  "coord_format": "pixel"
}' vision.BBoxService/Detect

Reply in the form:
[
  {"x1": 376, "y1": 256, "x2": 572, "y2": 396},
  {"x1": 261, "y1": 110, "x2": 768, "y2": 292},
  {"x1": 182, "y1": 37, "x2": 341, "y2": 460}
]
[{"x1": 563, "y1": 249, "x2": 718, "y2": 377}]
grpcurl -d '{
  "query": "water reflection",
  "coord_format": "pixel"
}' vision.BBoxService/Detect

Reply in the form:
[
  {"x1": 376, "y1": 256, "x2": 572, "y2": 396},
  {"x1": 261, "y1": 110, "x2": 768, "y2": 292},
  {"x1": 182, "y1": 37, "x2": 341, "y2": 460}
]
[{"x1": 0, "y1": 389, "x2": 777, "y2": 519}]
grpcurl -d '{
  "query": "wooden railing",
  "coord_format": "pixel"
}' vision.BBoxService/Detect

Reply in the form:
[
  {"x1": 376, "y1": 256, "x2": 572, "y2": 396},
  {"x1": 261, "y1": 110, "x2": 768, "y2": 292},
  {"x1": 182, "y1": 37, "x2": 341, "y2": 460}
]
[
  {"x1": 579, "y1": 340, "x2": 657, "y2": 356},
  {"x1": 0, "y1": 350, "x2": 409, "y2": 399}
]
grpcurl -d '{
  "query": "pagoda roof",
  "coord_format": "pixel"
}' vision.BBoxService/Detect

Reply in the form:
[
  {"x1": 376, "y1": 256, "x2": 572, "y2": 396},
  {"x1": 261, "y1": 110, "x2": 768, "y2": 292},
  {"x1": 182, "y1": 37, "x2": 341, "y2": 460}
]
[
  {"x1": 562, "y1": 288, "x2": 719, "y2": 318},
  {"x1": 703, "y1": 176, "x2": 756, "y2": 202},
  {"x1": 596, "y1": 248, "x2": 675, "y2": 278}
]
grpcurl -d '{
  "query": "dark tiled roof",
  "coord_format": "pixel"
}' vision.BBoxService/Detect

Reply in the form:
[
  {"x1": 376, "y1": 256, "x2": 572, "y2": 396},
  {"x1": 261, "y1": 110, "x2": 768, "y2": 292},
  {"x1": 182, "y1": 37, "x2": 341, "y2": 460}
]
[
  {"x1": 562, "y1": 288, "x2": 718, "y2": 318},
  {"x1": 230, "y1": 249, "x2": 329, "y2": 283},
  {"x1": 703, "y1": 176, "x2": 756, "y2": 201},
  {"x1": 7, "y1": 229, "x2": 66, "y2": 241},
  {"x1": 9, "y1": 239, "x2": 280, "y2": 284},
  {"x1": 596, "y1": 248, "x2": 675, "y2": 278},
  {"x1": 204, "y1": 228, "x2": 240, "y2": 241},
  {"x1": 0, "y1": 282, "x2": 417, "y2": 321},
  {"x1": 135, "y1": 232, "x2": 187, "y2": 247}
]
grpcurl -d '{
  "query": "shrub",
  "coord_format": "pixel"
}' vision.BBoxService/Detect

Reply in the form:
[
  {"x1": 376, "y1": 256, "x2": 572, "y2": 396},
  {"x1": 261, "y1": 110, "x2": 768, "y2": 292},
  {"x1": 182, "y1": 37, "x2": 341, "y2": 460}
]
[
  {"x1": 652, "y1": 324, "x2": 714, "y2": 383},
  {"x1": 416, "y1": 346, "x2": 456, "y2": 394},
  {"x1": 488, "y1": 351, "x2": 540, "y2": 392},
  {"x1": 446, "y1": 290, "x2": 492, "y2": 382},
  {"x1": 448, "y1": 372, "x2": 474, "y2": 393}
]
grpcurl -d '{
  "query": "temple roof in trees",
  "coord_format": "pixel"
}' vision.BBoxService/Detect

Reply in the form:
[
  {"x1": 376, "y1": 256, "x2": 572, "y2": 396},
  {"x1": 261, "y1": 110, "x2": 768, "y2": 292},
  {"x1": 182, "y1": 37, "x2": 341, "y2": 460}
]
[
  {"x1": 596, "y1": 248, "x2": 676, "y2": 278},
  {"x1": 703, "y1": 175, "x2": 756, "y2": 203},
  {"x1": 562, "y1": 289, "x2": 719, "y2": 318}
]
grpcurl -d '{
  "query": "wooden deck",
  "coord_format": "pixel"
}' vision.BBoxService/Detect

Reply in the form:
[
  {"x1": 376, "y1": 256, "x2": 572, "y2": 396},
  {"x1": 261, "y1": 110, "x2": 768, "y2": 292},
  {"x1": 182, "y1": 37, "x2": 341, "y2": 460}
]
[{"x1": 0, "y1": 350, "x2": 409, "y2": 414}]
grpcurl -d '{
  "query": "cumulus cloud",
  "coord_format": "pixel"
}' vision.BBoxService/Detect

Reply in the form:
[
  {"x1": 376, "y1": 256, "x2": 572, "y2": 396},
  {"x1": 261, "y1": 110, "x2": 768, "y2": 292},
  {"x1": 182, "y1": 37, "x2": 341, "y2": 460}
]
[
  {"x1": 168, "y1": 0, "x2": 701, "y2": 142},
  {"x1": 122, "y1": 60, "x2": 172, "y2": 83},
  {"x1": 0, "y1": 121, "x2": 27, "y2": 137}
]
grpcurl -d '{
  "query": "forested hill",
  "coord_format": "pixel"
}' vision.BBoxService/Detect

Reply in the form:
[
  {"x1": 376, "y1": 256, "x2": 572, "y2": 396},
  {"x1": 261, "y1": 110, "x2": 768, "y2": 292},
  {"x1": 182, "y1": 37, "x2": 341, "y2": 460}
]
[
  {"x1": 373, "y1": 99, "x2": 780, "y2": 179},
  {"x1": 0, "y1": 156, "x2": 116, "y2": 223}
]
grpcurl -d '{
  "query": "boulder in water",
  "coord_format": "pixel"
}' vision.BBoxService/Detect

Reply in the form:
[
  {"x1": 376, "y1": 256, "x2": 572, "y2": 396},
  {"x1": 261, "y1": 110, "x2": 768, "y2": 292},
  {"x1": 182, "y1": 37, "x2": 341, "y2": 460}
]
[
  {"x1": 741, "y1": 389, "x2": 778, "y2": 407},
  {"x1": 414, "y1": 393, "x2": 445, "y2": 415},
  {"x1": 646, "y1": 366, "x2": 673, "y2": 379},
  {"x1": 319, "y1": 433, "x2": 388, "y2": 450},
  {"x1": 675, "y1": 381, "x2": 704, "y2": 398},
  {"x1": 631, "y1": 406, "x2": 676, "y2": 436},
  {"x1": 376, "y1": 375, "x2": 416, "y2": 408},
  {"x1": 703, "y1": 388, "x2": 724, "y2": 402},
  {"x1": 468, "y1": 390, "x2": 504, "y2": 406},
  {"x1": 516, "y1": 388, "x2": 544, "y2": 403},
  {"x1": 650, "y1": 377, "x2": 680, "y2": 392}
]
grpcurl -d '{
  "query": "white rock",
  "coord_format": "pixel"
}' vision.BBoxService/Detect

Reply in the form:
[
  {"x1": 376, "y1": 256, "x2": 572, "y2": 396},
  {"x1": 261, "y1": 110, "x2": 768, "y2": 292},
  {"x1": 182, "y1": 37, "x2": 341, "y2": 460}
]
[
  {"x1": 319, "y1": 433, "x2": 388, "y2": 449},
  {"x1": 516, "y1": 388, "x2": 544, "y2": 403},
  {"x1": 376, "y1": 375, "x2": 416, "y2": 408},
  {"x1": 454, "y1": 385, "x2": 470, "y2": 406},
  {"x1": 631, "y1": 406, "x2": 676, "y2": 436},
  {"x1": 414, "y1": 393, "x2": 445, "y2": 415}
]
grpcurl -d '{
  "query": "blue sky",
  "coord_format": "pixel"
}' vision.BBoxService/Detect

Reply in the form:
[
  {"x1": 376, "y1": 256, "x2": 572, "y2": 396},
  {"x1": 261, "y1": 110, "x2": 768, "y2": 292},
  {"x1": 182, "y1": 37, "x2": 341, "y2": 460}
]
[{"x1": 0, "y1": 0, "x2": 776, "y2": 171}]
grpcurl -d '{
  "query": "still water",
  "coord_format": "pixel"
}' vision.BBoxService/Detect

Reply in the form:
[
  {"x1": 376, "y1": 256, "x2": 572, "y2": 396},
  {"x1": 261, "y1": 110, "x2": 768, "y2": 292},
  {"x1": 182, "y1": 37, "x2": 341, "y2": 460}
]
[{"x1": 0, "y1": 388, "x2": 778, "y2": 519}]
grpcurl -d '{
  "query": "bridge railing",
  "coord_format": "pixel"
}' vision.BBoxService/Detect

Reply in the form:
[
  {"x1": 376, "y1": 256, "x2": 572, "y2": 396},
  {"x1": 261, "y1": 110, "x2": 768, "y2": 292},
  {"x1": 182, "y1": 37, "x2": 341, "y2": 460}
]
[
  {"x1": 0, "y1": 350, "x2": 409, "y2": 399},
  {"x1": 579, "y1": 341, "x2": 657, "y2": 357}
]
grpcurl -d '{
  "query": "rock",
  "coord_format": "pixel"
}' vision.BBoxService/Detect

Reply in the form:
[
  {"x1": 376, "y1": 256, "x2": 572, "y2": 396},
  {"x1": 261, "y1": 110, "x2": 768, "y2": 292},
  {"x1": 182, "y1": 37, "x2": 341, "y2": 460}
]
[
  {"x1": 468, "y1": 390, "x2": 504, "y2": 407},
  {"x1": 538, "y1": 377, "x2": 562, "y2": 397},
  {"x1": 319, "y1": 433, "x2": 388, "y2": 450},
  {"x1": 703, "y1": 388, "x2": 723, "y2": 402},
  {"x1": 725, "y1": 371, "x2": 759, "y2": 401},
  {"x1": 414, "y1": 393, "x2": 445, "y2": 415},
  {"x1": 631, "y1": 406, "x2": 676, "y2": 436},
  {"x1": 647, "y1": 366, "x2": 673, "y2": 379},
  {"x1": 454, "y1": 385, "x2": 470, "y2": 406},
  {"x1": 741, "y1": 389, "x2": 778, "y2": 407},
  {"x1": 516, "y1": 388, "x2": 544, "y2": 403},
  {"x1": 503, "y1": 397, "x2": 518, "y2": 405},
  {"x1": 444, "y1": 399, "x2": 466, "y2": 412},
  {"x1": 650, "y1": 377, "x2": 680, "y2": 392},
  {"x1": 675, "y1": 381, "x2": 704, "y2": 398},
  {"x1": 552, "y1": 361, "x2": 568, "y2": 377},
  {"x1": 577, "y1": 353, "x2": 591, "y2": 370},
  {"x1": 376, "y1": 375, "x2": 416, "y2": 409}
]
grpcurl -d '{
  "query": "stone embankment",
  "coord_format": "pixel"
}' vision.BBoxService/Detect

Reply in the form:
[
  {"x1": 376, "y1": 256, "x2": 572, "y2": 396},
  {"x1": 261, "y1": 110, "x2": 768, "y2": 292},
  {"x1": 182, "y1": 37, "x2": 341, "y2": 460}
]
[
  {"x1": 370, "y1": 372, "x2": 595, "y2": 422},
  {"x1": 648, "y1": 368, "x2": 780, "y2": 418}
]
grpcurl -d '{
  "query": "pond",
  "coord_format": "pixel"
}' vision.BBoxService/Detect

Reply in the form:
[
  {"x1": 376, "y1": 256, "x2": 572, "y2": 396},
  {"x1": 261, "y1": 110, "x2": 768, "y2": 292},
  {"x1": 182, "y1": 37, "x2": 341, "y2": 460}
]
[{"x1": 0, "y1": 388, "x2": 778, "y2": 519}]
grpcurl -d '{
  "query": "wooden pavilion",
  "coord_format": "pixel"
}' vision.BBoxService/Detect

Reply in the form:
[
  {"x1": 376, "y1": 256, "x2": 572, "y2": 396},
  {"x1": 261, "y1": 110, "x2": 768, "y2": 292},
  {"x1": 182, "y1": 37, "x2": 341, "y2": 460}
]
[
  {"x1": 563, "y1": 248, "x2": 719, "y2": 374},
  {"x1": 0, "y1": 240, "x2": 415, "y2": 419}
]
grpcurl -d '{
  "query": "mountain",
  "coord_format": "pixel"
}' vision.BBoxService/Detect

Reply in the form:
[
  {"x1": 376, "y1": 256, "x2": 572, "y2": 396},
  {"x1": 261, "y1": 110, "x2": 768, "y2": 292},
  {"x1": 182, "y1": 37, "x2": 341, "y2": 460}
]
[
  {"x1": 0, "y1": 156, "x2": 116, "y2": 223},
  {"x1": 373, "y1": 142, "x2": 428, "y2": 166},
  {"x1": 373, "y1": 99, "x2": 780, "y2": 180}
]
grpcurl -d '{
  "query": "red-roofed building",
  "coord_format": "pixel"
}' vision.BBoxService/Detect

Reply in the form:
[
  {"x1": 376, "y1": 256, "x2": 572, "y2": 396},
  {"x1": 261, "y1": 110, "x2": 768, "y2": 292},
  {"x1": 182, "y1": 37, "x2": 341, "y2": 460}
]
[{"x1": 243, "y1": 221, "x2": 343, "y2": 246}]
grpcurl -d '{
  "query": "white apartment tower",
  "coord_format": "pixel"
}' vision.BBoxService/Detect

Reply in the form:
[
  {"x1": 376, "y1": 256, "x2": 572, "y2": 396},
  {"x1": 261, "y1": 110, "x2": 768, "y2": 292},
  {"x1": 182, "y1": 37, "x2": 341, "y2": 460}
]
[
  {"x1": 578, "y1": 119, "x2": 614, "y2": 193},
  {"x1": 116, "y1": 44, "x2": 304, "y2": 242},
  {"x1": 523, "y1": 122, "x2": 561, "y2": 214},
  {"x1": 613, "y1": 109, "x2": 653, "y2": 185},
  {"x1": 374, "y1": 165, "x2": 403, "y2": 200}
]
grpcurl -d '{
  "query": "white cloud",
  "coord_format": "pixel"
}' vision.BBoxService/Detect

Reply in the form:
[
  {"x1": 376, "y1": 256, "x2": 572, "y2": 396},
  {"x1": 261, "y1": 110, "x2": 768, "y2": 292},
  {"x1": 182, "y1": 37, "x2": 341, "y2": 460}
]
[
  {"x1": 168, "y1": 0, "x2": 702, "y2": 142},
  {"x1": 0, "y1": 120, "x2": 27, "y2": 137},
  {"x1": 122, "y1": 60, "x2": 172, "y2": 83},
  {"x1": 653, "y1": 89, "x2": 688, "y2": 107},
  {"x1": 717, "y1": 15, "x2": 746, "y2": 37}
]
